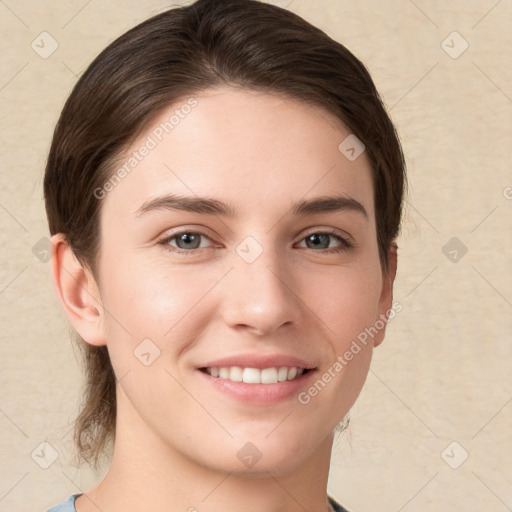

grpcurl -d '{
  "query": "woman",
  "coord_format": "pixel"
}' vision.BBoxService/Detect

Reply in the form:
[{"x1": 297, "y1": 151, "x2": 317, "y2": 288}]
[{"x1": 45, "y1": 0, "x2": 406, "y2": 510}]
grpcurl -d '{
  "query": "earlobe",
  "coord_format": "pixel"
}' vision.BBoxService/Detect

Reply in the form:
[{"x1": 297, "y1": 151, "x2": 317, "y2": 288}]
[
  {"x1": 373, "y1": 242, "x2": 398, "y2": 348},
  {"x1": 50, "y1": 233, "x2": 107, "y2": 347}
]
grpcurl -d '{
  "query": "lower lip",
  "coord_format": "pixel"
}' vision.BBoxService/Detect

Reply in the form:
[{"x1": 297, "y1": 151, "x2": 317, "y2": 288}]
[{"x1": 197, "y1": 369, "x2": 317, "y2": 405}]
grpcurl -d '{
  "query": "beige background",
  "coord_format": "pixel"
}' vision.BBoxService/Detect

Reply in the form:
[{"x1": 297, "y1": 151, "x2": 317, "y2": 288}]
[{"x1": 1, "y1": 0, "x2": 511, "y2": 510}]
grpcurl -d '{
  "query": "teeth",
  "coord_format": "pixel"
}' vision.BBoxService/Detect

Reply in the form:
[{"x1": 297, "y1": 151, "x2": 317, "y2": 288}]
[
  {"x1": 278, "y1": 366, "x2": 288, "y2": 381},
  {"x1": 261, "y1": 368, "x2": 278, "y2": 384},
  {"x1": 205, "y1": 366, "x2": 306, "y2": 384}
]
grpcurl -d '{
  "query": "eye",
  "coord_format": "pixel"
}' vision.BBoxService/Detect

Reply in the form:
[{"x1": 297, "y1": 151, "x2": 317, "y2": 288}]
[
  {"x1": 158, "y1": 230, "x2": 216, "y2": 254},
  {"x1": 158, "y1": 228, "x2": 354, "y2": 256},
  {"x1": 296, "y1": 230, "x2": 354, "y2": 253}
]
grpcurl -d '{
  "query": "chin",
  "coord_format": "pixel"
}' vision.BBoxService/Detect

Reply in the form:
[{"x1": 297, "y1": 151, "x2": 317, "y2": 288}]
[
  {"x1": 209, "y1": 452, "x2": 310, "y2": 479},
  {"x1": 194, "y1": 430, "x2": 324, "y2": 478}
]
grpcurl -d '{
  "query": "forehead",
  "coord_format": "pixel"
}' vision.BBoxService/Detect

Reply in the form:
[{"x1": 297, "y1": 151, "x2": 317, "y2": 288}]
[{"x1": 101, "y1": 86, "x2": 375, "y2": 224}]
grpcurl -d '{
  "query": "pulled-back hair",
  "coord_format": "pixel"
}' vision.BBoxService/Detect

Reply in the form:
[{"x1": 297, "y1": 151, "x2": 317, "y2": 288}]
[{"x1": 44, "y1": 0, "x2": 406, "y2": 470}]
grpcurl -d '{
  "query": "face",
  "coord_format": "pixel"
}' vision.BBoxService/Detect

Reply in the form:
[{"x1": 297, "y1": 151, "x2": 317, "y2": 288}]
[{"x1": 91, "y1": 86, "x2": 394, "y2": 476}]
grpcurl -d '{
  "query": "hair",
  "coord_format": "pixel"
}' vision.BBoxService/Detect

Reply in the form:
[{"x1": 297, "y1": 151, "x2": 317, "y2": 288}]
[{"x1": 44, "y1": 0, "x2": 406, "y2": 471}]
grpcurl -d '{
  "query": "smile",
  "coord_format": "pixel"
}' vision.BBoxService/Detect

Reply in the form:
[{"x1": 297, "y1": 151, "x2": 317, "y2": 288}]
[{"x1": 201, "y1": 366, "x2": 308, "y2": 384}]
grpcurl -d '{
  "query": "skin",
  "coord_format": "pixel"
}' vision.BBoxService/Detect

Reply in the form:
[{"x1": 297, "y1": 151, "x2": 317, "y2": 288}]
[{"x1": 52, "y1": 85, "x2": 397, "y2": 512}]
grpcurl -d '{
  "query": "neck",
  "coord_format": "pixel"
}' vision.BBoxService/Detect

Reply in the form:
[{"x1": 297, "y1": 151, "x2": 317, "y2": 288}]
[{"x1": 80, "y1": 388, "x2": 336, "y2": 512}]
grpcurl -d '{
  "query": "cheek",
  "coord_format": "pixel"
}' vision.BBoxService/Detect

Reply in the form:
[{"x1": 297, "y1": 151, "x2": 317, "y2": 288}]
[
  {"x1": 99, "y1": 255, "x2": 222, "y2": 345},
  {"x1": 296, "y1": 268, "x2": 381, "y2": 426},
  {"x1": 97, "y1": 258, "x2": 219, "y2": 401},
  {"x1": 307, "y1": 263, "x2": 383, "y2": 346}
]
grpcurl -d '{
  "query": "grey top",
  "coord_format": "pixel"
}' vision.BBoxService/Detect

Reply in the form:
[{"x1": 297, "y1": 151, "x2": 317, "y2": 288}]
[
  {"x1": 47, "y1": 492, "x2": 350, "y2": 511},
  {"x1": 46, "y1": 493, "x2": 81, "y2": 511}
]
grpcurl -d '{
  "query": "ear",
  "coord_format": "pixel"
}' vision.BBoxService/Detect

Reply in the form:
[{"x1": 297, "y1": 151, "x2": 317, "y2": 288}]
[
  {"x1": 373, "y1": 242, "x2": 398, "y2": 348},
  {"x1": 50, "y1": 233, "x2": 106, "y2": 346}
]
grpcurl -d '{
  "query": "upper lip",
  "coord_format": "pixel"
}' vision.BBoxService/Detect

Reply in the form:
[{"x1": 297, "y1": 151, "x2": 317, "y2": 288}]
[{"x1": 198, "y1": 354, "x2": 317, "y2": 370}]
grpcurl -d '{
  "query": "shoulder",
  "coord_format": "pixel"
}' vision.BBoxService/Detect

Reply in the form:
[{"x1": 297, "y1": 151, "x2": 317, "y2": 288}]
[
  {"x1": 328, "y1": 494, "x2": 352, "y2": 512},
  {"x1": 47, "y1": 493, "x2": 346, "y2": 511},
  {"x1": 46, "y1": 493, "x2": 82, "y2": 512}
]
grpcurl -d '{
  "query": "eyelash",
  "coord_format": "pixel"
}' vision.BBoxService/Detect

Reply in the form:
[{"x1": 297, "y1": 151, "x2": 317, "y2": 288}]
[{"x1": 158, "y1": 229, "x2": 355, "y2": 255}]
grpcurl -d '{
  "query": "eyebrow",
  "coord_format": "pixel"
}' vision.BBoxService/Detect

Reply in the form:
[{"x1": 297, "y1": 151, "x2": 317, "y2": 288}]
[{"x1": 134, "y1": 193, "x2": 368, "y2": 219}]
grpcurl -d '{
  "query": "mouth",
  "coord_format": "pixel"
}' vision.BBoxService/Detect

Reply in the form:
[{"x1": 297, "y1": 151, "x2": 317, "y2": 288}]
[
  {"x1": 196, "y1": 353, "x2": 318, "y2": 404},
  {"x1": 199, "y1": 366, "x2": 312, "y2": 384},
  {"x1": 197, "y1": 365, "x2": 317, "y2": 405}
]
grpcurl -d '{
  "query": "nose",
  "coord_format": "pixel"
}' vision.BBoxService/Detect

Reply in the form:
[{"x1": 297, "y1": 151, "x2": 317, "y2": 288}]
[{"x1": 219, "y1": 238, "x2": 302, "y2": 337}]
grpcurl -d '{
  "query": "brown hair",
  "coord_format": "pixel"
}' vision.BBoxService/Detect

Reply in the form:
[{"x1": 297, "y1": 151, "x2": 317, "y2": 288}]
[{"x1": 44, "y1": 0, "x2": 406, "y2": 470}]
